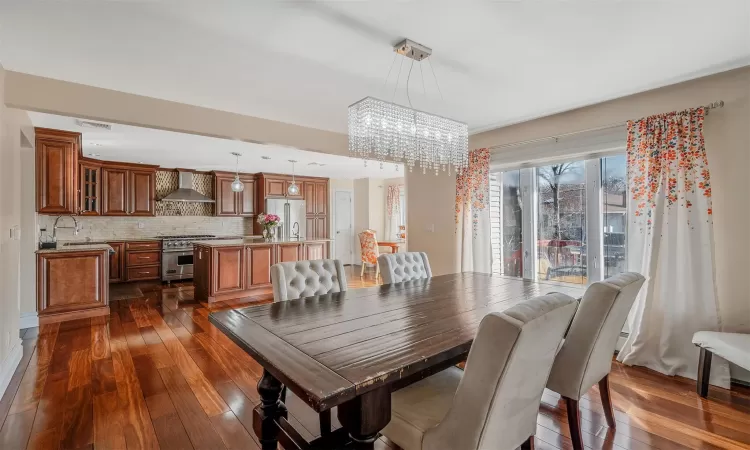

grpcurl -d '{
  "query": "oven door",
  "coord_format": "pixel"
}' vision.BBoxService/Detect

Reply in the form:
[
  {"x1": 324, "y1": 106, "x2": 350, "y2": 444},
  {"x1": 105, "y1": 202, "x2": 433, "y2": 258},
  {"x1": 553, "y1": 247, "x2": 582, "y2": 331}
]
[{"x1": 162, "y1": 250, "x2": 194, "y2": 281}]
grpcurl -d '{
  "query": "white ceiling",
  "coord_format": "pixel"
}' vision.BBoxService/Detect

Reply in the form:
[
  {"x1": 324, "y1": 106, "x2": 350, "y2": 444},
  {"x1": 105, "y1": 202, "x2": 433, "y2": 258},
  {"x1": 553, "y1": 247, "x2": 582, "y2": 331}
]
[
  {"x1": 28, "y1": 112, "x2": 404, "y2": 179},
  {"x1": 1, "y1": 2, "x2": 748, "y2": 135}
]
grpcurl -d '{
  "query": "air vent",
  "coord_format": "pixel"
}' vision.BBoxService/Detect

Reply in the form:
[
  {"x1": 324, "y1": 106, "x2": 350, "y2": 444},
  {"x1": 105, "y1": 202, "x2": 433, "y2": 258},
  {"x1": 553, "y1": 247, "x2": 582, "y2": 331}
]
[{"x1": 75, "y1": 119, "x2": 112, "y2": 130}]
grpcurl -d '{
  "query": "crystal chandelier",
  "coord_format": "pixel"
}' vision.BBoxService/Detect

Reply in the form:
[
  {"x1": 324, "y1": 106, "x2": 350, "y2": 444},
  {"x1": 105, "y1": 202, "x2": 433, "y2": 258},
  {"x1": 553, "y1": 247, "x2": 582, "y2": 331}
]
[{"x1": 348, "y1": 39, "x2": 469, "y2": 175}]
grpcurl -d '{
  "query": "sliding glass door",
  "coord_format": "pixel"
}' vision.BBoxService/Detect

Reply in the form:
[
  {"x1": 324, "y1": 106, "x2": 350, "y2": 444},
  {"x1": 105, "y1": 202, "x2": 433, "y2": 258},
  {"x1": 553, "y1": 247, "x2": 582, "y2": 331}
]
[{"x1": 492, "y1": 154, "x2": 628, "y2": 285}]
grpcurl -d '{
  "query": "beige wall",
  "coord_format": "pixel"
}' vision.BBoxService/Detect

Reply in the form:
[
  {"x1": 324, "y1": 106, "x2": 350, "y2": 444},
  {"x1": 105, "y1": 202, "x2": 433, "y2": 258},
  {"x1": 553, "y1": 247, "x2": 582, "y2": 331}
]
[{"x1": 0, "y1": 65, "x2": 27, "y2": 391}]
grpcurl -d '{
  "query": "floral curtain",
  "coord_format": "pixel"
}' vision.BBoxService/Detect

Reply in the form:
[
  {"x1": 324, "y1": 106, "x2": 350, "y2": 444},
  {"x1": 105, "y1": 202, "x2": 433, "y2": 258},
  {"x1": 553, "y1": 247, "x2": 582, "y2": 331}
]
[
  {"x1": 456, "y1": 148, "x2": 491, "y2": 273},
  {"x1": 617, "y1": 107, "x2": 729, "y2": 387},
  {"x1": 385, "y1": 185, "x2": 402, "y2": 241}
]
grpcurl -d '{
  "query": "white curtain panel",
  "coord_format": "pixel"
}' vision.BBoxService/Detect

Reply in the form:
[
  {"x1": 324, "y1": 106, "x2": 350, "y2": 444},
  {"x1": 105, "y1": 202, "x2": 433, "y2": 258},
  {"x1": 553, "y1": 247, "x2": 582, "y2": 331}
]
[
  {"x1": 385, "y1": 185, "x2": 401, "y2": 241},
  {"x1": 456, "y1": 149, "x2": 492, "y2": 273},
  {"x1": 617, "y1": 108, "x2": 729, "y2": 388}
]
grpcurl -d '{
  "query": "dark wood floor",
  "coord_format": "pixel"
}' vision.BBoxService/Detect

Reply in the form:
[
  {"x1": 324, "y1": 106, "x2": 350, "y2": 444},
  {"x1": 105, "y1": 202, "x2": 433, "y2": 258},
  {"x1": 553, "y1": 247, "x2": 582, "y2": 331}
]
[{"x1": 2, "y1": 266, "x2": 750, "y2": 449}]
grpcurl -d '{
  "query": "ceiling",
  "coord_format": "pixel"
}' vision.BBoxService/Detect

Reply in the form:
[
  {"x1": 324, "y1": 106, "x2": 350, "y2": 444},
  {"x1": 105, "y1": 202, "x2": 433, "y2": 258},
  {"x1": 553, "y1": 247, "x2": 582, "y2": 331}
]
[
  {"x1": 1, "y1": 2, "x2": 748, "y2": 136},
  {"x1": 28, "y1": 112, "x2": 404, "y2": 179}
]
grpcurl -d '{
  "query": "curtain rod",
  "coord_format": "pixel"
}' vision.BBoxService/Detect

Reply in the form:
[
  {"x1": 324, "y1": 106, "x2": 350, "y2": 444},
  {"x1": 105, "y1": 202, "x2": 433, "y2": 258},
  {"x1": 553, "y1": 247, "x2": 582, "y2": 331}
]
[{"x1": 488, "y1": 100, "x2": 724, "y2": 151}]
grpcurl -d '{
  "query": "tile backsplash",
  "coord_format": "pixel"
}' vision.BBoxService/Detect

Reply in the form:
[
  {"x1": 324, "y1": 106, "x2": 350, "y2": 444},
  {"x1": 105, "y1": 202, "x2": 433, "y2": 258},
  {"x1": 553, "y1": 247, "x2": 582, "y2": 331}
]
[{"x1": 37, "y1": 215, "x2": 253, "y2": 241}]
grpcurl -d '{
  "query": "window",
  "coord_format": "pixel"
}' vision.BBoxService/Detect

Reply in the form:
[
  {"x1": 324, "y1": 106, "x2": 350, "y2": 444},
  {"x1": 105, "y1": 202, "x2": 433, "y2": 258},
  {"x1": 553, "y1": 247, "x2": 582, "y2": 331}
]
[
  {"x1": 492, "y1": 153, "x2": 628, "y2": 285},
  {"x1": 536, "y1": 161, "x2": 587, "y2": 285}
]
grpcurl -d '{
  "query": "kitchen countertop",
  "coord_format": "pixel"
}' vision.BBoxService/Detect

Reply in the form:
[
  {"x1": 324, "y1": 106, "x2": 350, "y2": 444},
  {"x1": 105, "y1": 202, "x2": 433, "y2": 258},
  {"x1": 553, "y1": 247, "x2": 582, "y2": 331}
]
[
  {"x1": 36, "y1": 243, "x2": 114, "y2": 254},
  {"x1": 192, "y1": 237, "x2": 332, "y2": 248}
]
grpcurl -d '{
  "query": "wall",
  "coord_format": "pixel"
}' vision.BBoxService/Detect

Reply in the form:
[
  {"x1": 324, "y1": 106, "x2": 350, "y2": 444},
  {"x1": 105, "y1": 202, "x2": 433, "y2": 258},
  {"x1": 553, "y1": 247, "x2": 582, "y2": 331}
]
[
  {"x1": 36, "y1": 216, "x2": 253, "y2": 242},
  {"x1": 0, "y1": 65, "x2": 27, "y2": 397}
]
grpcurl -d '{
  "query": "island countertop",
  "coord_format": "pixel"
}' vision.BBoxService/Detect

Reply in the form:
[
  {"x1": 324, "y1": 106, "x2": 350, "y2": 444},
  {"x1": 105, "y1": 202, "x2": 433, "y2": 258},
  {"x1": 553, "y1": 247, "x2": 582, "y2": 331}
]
[
  {"x1": 192, "y1": 237, "x2": 332, "y2": 248},
  {"x1": 36, "y1": 243, "x2": 114, "y2": 254}
]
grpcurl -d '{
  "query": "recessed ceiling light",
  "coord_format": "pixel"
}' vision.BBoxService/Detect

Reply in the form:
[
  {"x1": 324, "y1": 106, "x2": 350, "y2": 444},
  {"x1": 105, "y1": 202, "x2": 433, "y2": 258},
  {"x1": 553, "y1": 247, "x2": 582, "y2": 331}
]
[{"x1": 261, "y1": 156, "x2": 271, "y2": 160}]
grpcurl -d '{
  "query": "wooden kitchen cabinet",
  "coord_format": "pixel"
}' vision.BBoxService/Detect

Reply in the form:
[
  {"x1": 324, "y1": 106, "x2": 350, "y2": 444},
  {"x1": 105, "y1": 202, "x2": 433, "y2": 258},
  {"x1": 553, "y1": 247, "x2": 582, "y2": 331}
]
[
  {"x1": 101, "y1": 167, "x2": 129, "y2": 216},
  {"x1": 304, "y1": 241, "x2": 328, "y2": 260},
  {"x1": 246, "y1": 245, "x2": 274, "y2": 287},
  {"x1": 108, "y1": 242, "x2": 126, "y2": 283},
  {"x1": 213, "y1": 172, "x2": 256, "y2": 217},
  {"x1": 79, "y1": 160, "x2": 101, "y2": 216},
  {"x1": 212, "y1": 246, "x2": 245, "y2": 293},
  {"x1": 239, "y1": 177, "x2": 256, "y2": 216},
  {"x1": 124, "y1": 240, "x2": 161, "y2": 281},
  {"x1": 36, "y1": 128, "x2": 80, "y2": 215},
  {"x1": 277, "y1": 243, "x2": 303, "y2": 263},
  {"x1": 37, "y1": 248, "x2": 109, "y2": 323},
  {"x1": 129, "y1": 169, "x2": 156, "y2": 216},
  {"x1": 265, "y1": 178, "x2": 286, "y2": 197},
  {"x1": 101, "y1": 164, "x2": 156, "y2": 216}
]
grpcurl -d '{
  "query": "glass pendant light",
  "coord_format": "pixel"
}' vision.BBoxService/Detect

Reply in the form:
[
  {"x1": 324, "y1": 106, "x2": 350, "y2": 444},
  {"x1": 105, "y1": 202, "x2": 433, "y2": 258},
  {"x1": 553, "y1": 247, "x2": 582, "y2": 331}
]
[
  {"x1": 230, "y1": 152, "x2": 244, "y2": 192},
  {"x1": 287, "y1": 160, "x2": 300, "y2": 196}
]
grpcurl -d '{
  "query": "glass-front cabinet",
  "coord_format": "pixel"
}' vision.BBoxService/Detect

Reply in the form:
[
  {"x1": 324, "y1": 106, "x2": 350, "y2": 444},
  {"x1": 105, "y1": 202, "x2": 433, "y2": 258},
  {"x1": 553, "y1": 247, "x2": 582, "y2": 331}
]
[{"x1": 80, "y1": 161, "x2": 101, "y2": 216}]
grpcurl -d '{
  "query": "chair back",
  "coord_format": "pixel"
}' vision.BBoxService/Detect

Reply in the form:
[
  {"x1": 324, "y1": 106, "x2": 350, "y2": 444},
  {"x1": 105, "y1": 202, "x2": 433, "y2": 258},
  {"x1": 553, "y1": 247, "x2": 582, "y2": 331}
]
[
  {"x1": 546, "y1": 272, "x2": 645, "y2": 400},
  {"x1": 377, "y1": 252, "x2": 432, "y2": 284},
  {"x1": 424, "y1": 293, "x2": 578, "y2": 450},
  {"x1": 270, "y1": 259, "x2": 348, "y2": 302},
  {"x1": 358, "y1": 230, "x2": 379, "y2": 264}
]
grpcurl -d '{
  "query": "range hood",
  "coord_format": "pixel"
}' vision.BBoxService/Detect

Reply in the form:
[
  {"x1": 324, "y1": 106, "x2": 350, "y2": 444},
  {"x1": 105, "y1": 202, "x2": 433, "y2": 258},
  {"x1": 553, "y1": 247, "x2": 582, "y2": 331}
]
[{"x1": 161, "y1": 171, "x2": 215, "y2": 203}]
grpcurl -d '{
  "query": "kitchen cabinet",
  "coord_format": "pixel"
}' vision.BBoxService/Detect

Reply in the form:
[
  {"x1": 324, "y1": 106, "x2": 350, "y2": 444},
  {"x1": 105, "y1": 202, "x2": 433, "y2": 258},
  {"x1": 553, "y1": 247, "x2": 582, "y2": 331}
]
[
  {"x1": 124, "y1": 240, "x2": 161, "y2": 281},
  {"x1": 304, "y1": 179, "x2": 329, "y2": 238},
  {"x1": 36, "y1": 128, "x2": 80, "y2": 215},
  {"x1": 212, "y1": 246, "x2": 245, "y2": 293},
  {"x1": 304, "y1": 242, "x2": 327, "y2": 260},
  {"x1": 278, "y1": 243, "x2": 303, "y2": 263},
  {"x1": 246, "y1": 245, "x2": 274, "y2": 287},
  {"x1": 108, "y1": 242, "x2": 126, "y2": 283},
  {"x1": 37, "y1": 248, "x2": 109, "y2": 323},
  {"x1": 213, "y1": 172, "x2": 256, "y2": 217},
  {"x1": 101, "y1": 164, "x2": 156, "y2": 216},
  {"x1": 79, "y1": 160, "x2": 101, "y2": 216}
]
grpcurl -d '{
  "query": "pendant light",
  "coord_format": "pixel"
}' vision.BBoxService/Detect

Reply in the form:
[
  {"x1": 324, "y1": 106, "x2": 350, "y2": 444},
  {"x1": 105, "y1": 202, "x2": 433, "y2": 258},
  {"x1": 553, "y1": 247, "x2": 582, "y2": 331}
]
[
  {"x1": 230, "y1": 152, "x2": 244, "y2": 192},
  {"x1": 287, "y1": 160, "x2": 300, "y2": 196}
]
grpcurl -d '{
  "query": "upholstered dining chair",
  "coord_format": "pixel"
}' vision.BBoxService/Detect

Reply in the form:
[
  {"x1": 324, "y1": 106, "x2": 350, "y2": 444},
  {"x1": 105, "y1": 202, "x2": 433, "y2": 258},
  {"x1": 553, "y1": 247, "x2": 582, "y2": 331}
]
[
  {"x1": 381, "y1": 293, "x2": 579, "y2": 450},
  {"x1": 269, "y1": 258, "x2": 348, "y2": 434},
  {"x1": 546, "y1": 272, "x2": 645, "y2": 450},
  {"x1": 358, "y1": 229, "x2": 380, "y2": 278},
  {"x1": 377, "y1": 252, "x2": 432, "y2": 284}
]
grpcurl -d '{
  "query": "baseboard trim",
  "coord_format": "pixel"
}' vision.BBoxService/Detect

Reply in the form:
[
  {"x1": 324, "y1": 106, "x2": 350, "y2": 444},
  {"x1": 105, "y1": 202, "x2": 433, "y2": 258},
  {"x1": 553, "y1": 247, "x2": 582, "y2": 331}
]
[
  {"x1": 0, "y1": 340, "x2": 23, "y2": 401},
  {"x1": 19, "y1": 312, "x2": 38, "y2": 329}
]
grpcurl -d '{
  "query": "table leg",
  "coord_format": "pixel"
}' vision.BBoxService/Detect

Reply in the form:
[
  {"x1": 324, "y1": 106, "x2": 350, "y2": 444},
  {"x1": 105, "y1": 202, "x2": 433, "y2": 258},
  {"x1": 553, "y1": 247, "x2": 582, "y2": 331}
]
[
  {"x1": 337, "y1": 387, "x2": 391, "y2": 449},
  {"x1": 254, "y1": 369, "x2": 288, "y2": 450}
]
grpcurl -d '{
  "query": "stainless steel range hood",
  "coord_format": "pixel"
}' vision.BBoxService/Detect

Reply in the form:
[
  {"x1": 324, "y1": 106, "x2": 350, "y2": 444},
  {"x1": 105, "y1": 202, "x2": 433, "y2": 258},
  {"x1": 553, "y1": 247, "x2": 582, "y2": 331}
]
[{"x1": 161, "y1": 171, "x2": 215, "y2": 203}]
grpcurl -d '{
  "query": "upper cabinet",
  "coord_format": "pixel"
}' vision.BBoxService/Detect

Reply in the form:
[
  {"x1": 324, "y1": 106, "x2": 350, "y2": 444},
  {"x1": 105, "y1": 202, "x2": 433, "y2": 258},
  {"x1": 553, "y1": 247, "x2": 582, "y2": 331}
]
[
  {"x1": 36, "y1": 128, "x2": 80, "y2": 214},
  {"x1": 213, "y1": 172, "x2": 256, "y2": 217},
  {"x1": 101, "y1": 164, "x2": 157, "y2": 216},
  {"x1": 79, "y1": 159, "x2": 101, "y2": 216}
]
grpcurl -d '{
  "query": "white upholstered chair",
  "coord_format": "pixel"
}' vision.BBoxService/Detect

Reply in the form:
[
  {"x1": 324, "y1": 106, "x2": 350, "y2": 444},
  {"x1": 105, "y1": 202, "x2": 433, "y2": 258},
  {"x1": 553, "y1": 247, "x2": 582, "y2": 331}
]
[
  {"x1": 270, "y1": 259, "x2": 347, "y2": 302},
  {"x1": 269, "y1": 258, "x2": 348, "y2": 434},
  {"x1": 546, "y1": 272, "x2": 645, "y2": 450},
  {"x1": 381, "y1": 293, "x2": 579, "y2": 450},
  {"x1": 377, "y1": 252, "x2": 432, "y2": 284}
]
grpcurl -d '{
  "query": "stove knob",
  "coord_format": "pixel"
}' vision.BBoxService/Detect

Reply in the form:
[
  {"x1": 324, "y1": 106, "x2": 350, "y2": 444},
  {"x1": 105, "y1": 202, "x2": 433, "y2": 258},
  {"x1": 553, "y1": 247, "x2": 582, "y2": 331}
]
[{"x1": 166, "y1": 242, "x2": 173, "y2": 247}]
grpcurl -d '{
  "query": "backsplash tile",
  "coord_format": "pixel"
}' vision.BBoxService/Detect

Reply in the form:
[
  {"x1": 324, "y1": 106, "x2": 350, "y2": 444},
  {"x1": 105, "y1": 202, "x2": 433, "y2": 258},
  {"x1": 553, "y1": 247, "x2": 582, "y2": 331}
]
[
  {"x1": 155, "y1": 170, "x2": 215, "y2": 216},
  {"x1": 37, "y1": 215, "x2": 253, "y2": 241}
]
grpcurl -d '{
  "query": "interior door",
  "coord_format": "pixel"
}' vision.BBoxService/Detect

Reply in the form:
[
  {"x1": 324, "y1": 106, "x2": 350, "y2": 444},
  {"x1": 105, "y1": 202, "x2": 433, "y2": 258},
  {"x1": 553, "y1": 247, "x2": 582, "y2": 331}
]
[{"x1": 334, "y1": 191, "x2": 353, "y2": 265}]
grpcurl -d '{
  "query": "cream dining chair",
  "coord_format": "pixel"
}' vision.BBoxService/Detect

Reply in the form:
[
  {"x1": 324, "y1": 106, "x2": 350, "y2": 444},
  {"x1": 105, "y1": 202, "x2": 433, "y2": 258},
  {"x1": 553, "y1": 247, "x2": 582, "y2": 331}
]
[
  {"x1": 381, "y1": 293, "x2": 579, "y2": 450},
  {"x1": 377, "y1": 252, "x2": 432, "y2": 284},
  {"x1": 546, "y1": 272, "x2": 645, "y2": 450}
]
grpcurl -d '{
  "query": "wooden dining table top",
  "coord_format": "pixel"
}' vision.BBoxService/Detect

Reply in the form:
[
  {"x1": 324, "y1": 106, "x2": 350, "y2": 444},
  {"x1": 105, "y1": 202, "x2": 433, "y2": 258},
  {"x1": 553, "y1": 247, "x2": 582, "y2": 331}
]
[{"x1": 208, "y1": 272, "x2": 584, "y2": 413}]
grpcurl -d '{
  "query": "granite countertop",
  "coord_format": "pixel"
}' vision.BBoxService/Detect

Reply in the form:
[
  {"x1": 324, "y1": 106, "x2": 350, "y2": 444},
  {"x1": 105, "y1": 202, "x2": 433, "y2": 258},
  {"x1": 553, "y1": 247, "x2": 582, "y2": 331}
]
[
  {"x1": 36, "y1": 243, "x2": 114, "y2": 254},
  {"x1": 193, "y1": 237, "x2": 331, "y2": 247}
]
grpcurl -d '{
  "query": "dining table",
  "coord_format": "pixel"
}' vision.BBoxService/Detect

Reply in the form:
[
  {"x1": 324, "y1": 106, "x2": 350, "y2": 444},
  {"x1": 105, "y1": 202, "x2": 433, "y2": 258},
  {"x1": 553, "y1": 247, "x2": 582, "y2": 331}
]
[
  {"x1": 209, "y1": 272, "x2": 584, "y2": 450},
  {"x1": 377, "y1": 240, "x2": 404, "y2": 253}
]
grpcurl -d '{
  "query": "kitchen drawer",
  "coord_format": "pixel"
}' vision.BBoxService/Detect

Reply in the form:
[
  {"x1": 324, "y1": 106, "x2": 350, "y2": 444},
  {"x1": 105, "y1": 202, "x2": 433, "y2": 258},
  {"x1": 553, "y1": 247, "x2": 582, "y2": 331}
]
[
  {"x1": 127, "y1": 251, "x2": 161, "y2": 266},
  {"x1": 127, "y1": 264, "x2": 161, "y2": 281},
  {"x1": 126, "y1": 241, "x2": 161, "y2": 251}
]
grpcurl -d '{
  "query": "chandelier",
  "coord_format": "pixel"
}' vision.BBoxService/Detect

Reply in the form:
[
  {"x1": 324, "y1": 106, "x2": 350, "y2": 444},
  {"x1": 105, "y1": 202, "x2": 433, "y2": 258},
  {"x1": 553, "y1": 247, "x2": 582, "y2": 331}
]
[{"x1": 348, "y1": 39, "x2": 469, "y2": 175}]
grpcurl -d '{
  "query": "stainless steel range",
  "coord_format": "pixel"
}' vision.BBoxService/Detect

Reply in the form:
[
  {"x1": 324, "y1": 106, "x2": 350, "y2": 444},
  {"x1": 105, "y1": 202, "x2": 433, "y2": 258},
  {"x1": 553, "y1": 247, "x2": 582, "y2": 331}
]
[{"x1": 161, "y1": 234, "x2": 215, "y2": 281}]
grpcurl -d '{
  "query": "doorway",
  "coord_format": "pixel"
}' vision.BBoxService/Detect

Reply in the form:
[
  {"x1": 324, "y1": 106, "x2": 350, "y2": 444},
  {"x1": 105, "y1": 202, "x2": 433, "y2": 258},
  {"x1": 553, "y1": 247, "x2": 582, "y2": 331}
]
[{"x1": 333, "y1": 190, "x2": 354, "y2": 265}]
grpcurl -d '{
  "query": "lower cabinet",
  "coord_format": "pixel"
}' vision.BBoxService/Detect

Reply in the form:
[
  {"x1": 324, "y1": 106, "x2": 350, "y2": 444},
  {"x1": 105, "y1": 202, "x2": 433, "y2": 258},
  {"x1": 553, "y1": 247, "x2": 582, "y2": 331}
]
[
  {"x1": 37, "y1": 249, "x2": 110, "y2": 323},
  {"x1": 123, "y1": 240, "x2": 162, "y2": 281},
  {"x1": 247, "y1": 245, "x2": 274, "y2": 287},
  {"x1": 108, "y1": 242, "x2": 125, "y2": 282},
  {"x1": 304, "y1": 242, "x2": 328, "y2": 260},
  {"x1": 212, "y1": 246, "x2": 245, "y2": 293},
  {"x1": 278, "y1": 243, "x2": 302, "y2": 263}
]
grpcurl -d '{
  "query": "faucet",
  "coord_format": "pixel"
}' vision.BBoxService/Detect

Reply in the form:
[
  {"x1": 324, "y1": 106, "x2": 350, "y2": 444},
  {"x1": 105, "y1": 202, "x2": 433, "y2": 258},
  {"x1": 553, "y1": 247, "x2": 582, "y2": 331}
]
[
  {"x1": 52, "y1": 215, "x2": 80, "y2": 241},
  {"x1": 292, "y1": 221, "x2": 300, "y2": 239}
]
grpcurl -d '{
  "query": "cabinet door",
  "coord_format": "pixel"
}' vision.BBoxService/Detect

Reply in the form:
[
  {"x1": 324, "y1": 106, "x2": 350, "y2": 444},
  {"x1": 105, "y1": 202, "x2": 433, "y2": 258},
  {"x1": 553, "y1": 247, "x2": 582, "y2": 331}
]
[
  {"x1": 239, "y1": 178, "x2": 256, "y2": 216},
  {"x1": 108, "y1": 242, "x2": 125, "y2": 283},
  {"x1": 314, "y1": 181, "x2": 328, "y2": 215},
  {"x1": 216, "y1": 177, "x2": 240, "y2": 216},
  {"x1": 36, "y1": 134, "x2": 79, "y2": 214},
  {"x1": 79, "y1": 163, "x2": 101, "y2": 216},
  {"x1": 277, "y1": 243, "x2": 302, "y2": 263},
  {"x1": 311, "y1": 215, "x2": 327, "y2": 239},
  {"x1": 305, "y1": 242, "x2": 326, "y2": 260},
  {"x1": 37, "y1": 251, "x2": 108, "y2": 316},
  {"x1": 306, "y1": 217, "x2": 317, "y2": 238},
  {"x1": 304, "y1": 182, "x2": 315, "y2": 214},
  {"x1": 266, "y1": 178, "x2": 286, "y2": 197},
  {"x1": 102, "y1": 167, "x2": 129, "y2": 216},
  {"x1": 130, "y1": 170, "x2": 155, "y2": 216},
  {"x1": 247, "y1": 245, "x2": 273, "y2": 286},
  {"x1": 212, "y1": 246, "x2": 245, "y2": 293}
]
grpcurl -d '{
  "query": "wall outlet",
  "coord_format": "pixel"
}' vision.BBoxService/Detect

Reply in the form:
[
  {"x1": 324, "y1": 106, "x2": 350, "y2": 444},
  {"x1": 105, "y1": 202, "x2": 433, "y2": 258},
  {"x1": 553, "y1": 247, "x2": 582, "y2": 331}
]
[
  {"x1": 426, "y1": 224, "x2": 435, "y2": 232},
  {"x1": 138, "y1": 222, "x2": 145, "y2": 229}
]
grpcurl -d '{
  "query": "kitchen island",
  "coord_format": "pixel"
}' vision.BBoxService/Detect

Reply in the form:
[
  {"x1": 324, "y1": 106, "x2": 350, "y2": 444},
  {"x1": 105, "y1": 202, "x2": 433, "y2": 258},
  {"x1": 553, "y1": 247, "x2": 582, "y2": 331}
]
[
  {"x1": 192, "y1": 238, "x2": 331, "y2": 303},
  {"x1": 36, "y1": 243, "x2": 112, "y2": 323}
]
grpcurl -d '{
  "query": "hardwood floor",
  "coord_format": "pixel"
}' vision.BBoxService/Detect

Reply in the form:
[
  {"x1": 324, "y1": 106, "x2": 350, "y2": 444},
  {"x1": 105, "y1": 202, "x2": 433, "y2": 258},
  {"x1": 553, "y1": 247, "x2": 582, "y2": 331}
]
[{"x1": 2, "y1": 267, "x2": 749, "y2": 449}]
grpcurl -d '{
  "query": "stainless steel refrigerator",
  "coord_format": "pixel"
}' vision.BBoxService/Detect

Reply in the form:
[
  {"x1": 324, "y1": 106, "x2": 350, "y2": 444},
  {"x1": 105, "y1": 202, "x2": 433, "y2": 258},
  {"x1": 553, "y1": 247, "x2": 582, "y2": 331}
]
[{"x1": 265, "y1": 198, "x2": 306, "y2": 240}]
